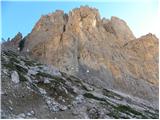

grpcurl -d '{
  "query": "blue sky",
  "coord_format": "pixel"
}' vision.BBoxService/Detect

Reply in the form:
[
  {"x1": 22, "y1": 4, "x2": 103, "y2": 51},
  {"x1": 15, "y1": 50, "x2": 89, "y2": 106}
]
[{"x1": 1, "y1": 0, "x2": 159, "y2": 40}]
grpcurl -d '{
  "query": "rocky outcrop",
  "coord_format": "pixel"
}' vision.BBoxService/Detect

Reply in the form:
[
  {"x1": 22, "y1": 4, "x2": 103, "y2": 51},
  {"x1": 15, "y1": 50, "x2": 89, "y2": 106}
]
[
  {"x1": 123, "y1": 33, "x2": 159, "y2": 85},
  {"x1": 102, "y1": 16, "x2": 135, "y2": 42},
  {"x1": 2, "y1": 32, "x2": 23, "y2": 52},
  {"x1": 21, "y1": 6, "x2": 158, "y2": 106},
  {"x1": 11, "y1": 32, "x2": 23, "y2": 47}
]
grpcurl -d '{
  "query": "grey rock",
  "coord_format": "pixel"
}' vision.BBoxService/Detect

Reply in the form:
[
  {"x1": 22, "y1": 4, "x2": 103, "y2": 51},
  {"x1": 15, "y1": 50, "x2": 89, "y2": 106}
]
[{"x1": 11, "y1": 71, "x2": 20, "y2": 84}]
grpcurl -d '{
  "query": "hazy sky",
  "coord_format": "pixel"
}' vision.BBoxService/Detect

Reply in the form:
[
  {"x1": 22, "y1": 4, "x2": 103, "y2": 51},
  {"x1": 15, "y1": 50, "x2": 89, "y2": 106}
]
[{"x1": 1, "y1": 0, "x2": 159, "y2": 40}]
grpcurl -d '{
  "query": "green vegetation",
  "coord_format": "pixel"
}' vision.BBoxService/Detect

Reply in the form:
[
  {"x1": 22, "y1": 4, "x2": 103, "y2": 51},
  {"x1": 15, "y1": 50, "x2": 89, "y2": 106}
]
[
  {"x1": 117, "y1": 105, "x2": 141, "y2": 115},
  {"x1": 36, "y1": 79, "x2": 74, "y2": 104},
  {"x1": 83, "y1": 93, "x2": 106, "y2": 102},
  {"x1": 3, "y1": 50, "x2": 18, "y2": 58},
  {"x1": 2, "y1": 50, "x2": 28, "y2": 82},
  {"x1": 19, "y1": 38, "x2": 25, "y2": 51},
  {"x1": 116, "y1": 105, "x2": 147, "y2": 118},
  {"x1": 84, "y1": 92, "x2": 157, "y2": 119},
  {"x1": 63, "y1": 73, "x2": 92, "y2": 91},
  {"x1": 10, "y1": 57, "x2": 20, "y2": 64},
  {"x1": 18, "y1": 73, "x2": 28, "y2": 81},
  {"x1": 35, "y1": 71, "x2": 65, "y2": 83},
  {"x1": 102, "y1": 88, "x2": 123, "y2": 100},
  {"x1": 15, "y1": 64, "x2": 28, "y2": 74},
  {"x1": 23, "y1": 59, "x2": 36, "y2": 66},
  {"x1": 107, "y1": 110, "x2": 121, "y2": 119},
  {"x1": 144, "y1": 110, "x2": 159, "y2": 119},
  {"x1": 3, "y1": 61, "x2": 15, "y2": 70}
]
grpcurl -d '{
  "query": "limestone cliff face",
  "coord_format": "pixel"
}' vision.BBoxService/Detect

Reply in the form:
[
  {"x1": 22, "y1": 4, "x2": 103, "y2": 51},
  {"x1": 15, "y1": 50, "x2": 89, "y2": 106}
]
[{"x1": 23, "y1": 6, "x2": 159, "y2": 105}]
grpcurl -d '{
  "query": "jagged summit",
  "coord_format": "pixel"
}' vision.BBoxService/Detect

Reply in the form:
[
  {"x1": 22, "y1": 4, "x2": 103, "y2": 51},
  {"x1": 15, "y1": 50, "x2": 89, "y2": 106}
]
[
  {"x1": 24, "y1": 6, "x2": 135, "y2": 50},
  {"x1": 2, "y1": 32, "x2": 23, "y2": 49},
  {"x1": 3, "y1": 6, "x2": 159, "y2": 116}
]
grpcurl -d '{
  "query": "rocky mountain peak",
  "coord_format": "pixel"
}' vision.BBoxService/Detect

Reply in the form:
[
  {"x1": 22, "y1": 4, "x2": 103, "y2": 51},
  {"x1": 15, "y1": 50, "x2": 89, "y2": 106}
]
[
  {"x1": 103, "y1": 16, "x2": 135, "y2": 42},
  {"x1": 68, "y1": 6, "x2": 100, "y2": 29},
  {"x1": 24, "y1": 6, "x2": 135, "y2": 51},
  {"x1": 2, "y1": 32, "x2": 23, "y2": 49},
  {"x1": 12, "y1": 32, "x2": 23, "y2": 41},
  {"x1": 6, "y1": 6, "x2": 159, "y2": 110}
]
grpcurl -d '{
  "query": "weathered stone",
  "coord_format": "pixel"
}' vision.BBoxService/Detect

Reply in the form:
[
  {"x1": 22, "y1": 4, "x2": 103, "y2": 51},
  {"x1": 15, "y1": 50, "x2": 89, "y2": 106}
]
[{"x1": 11, "y1": 71, "x2": 20, "y2": 84}]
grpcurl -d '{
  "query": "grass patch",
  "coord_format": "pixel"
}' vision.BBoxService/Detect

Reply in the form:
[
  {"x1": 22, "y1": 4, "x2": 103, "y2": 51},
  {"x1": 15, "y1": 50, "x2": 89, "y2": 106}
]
[
  {"x1": 36, "y1": 72, "x2": 54, "y2": 78},
  {"x1": 3, "y1": 61, "x2": 15, "y2": 70},
  {"x1": 18, "y1": 72, "x2": 28, "y2": 81},
  {"x1": 3, "y1": 50, "x2": 18, "y2": 58},
  {"x1": 62, "y1": 72, "x2": 91, "y2": 91},
  {"x1": 84, "y1": 92, "x2": 117, "y2": 108},
  {"x1": 107, "y1": 110, "x2": 120, "y2": 119},
  {"x1": 144, "y1": 110, "x2": 159, "y2": 119},
  {"x1": 116, "y1": 105, "x2": 147, "y2": 118},
  {"x1": 35, "y1": 71, "x2": 65, "y2": 83},
  {"x1": 37, "y1": 81, "x2": 73, "y2": 104},
  {"x1": 15, "y1": 64, "x2": 28, "y2": 74},
  {"x1": 23, "y1": 59, "x2": 35, "y2": 66},
  {"x1": 102, "y1": 88, "x2": 123, "y2": 100},
  {"x1": 10, "y1": 57, "x2": 20, "y2": 64},
  {"x1": 107, "y1": 105, "x2": 150, "y2": 119}
]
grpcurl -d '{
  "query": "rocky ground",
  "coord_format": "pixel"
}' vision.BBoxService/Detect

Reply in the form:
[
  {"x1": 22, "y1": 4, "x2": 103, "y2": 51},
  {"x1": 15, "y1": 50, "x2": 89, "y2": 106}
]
[{"x1": 1, "y1": 48, "x2": 159, "y2": 119}]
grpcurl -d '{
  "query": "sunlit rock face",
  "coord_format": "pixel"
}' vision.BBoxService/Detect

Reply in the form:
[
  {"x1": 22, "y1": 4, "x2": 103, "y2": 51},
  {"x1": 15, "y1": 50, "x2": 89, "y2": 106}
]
[{"x1": 23, "y1": 6, "x2": 158, "y2": 106}]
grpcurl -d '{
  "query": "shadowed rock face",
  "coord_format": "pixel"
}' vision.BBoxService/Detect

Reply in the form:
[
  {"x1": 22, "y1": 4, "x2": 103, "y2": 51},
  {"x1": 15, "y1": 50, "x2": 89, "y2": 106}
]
[
  {"x1": 21, "y1": 6, "x2": 158, "y2": 106},
  {"x1": 2, "y1": 32, "x2": 23, "y2": 49}
]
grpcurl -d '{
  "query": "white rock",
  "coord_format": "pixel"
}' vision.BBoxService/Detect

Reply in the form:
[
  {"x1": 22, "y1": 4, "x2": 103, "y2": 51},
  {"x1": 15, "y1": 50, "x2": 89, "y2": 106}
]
[
  {"x1": 30, "y1": 110, "x2": 35, "y2": 115},
  {"x1": 59, "y1": 105, "x2": 67, "y2": 111},
  {"x1": 92, "y1": 19, "x2": 96, "y2": 27},
  {"x1": 27, "y1": 76, "x2": 32, "y2": 83},
  {"x1": 46, "y1": 99, "x2": 51, "y2": 105},
  {"x1": 9, "y1": 100, "x2": 13, "y2": 105},
  {"x1": 86, "y1": 70, "x2": 89, "y2": 73},
  {"x1": 42, "y1": 66, "x2": 61, "y2": 76},
  {"x1": 75, "y1": 68, "x2": 79, "y2": 72},
  {"x1": 17, "y1": 113, "x2": 26, "y2": 118},
  {"x1": 0, "y1": 90, "x2": 5, "y2": 95},
  {"x1": 75, "y1": 95, "x2": 84, "y2": 104},
  {"x1": 9, "y1": 106, "x2": 13, "y2": 110},
  {"x1": 2, "y1": 69, "x2": 8, "y2": 74},
  {"x1": 26, "y1": 49, "x2": 29, "y2": 52},
  {"x1": 28, "y1": 67, "x2": 38, "y2": 75},
  {"x1": 38, "y1": 88, "x2": 46, "y2": 95},
  {"x1": 44, "y1": 78, "x2": 50, "y2": 84},
  {"x1": 26, "y1": 112, "x2": 32, "y2": 116},
  {"x1": 11, "y1": 71, "x2": 20, "y2": 84},
  {"x1": 62, "y1": 86, "x2": 68, "y2": 94}
]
